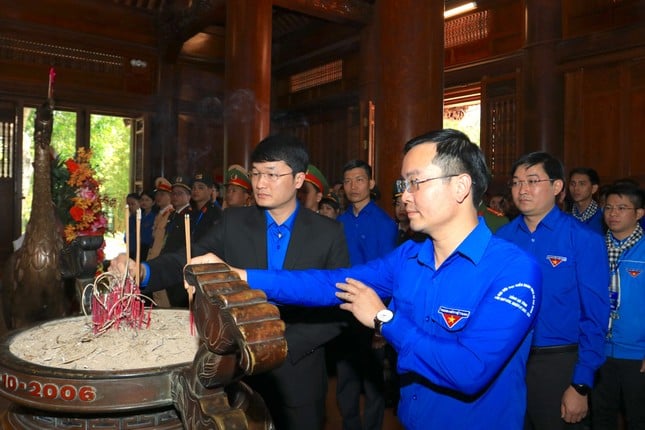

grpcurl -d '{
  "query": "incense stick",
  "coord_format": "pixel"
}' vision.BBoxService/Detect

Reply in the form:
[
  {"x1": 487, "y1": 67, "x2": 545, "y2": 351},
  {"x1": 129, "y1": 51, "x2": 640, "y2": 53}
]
[
  {"x1": 135, "y1": 208, "x2": 141, "y2": 287},
  {"x1": 184, "y1": 213, "x2": 191, "y2": 262},
  {"x1": 125, "y1": 204, "x2": 130, "y2": 265},
  {"x1": 184, "y1": 213, "x2": 195, "y2": 335}
]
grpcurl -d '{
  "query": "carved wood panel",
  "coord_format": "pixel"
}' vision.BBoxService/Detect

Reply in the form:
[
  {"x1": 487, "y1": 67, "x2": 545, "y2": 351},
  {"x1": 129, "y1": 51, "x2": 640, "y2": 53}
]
[{"x1": 564, "y1": 59, "x2": 645, "y2": 183}]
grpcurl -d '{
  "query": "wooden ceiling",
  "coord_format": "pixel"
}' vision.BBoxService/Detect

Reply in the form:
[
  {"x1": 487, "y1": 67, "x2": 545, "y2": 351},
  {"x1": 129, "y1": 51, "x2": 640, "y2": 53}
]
[{"x1": 110, "y1": 0, "x2": 374, "y2": 41}]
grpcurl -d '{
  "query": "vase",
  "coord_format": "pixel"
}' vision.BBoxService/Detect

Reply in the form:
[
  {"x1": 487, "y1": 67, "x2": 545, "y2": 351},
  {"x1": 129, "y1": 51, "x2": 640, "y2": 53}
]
[{"x1": 60, "y1": 234, "x2": 104, "y2": 279}]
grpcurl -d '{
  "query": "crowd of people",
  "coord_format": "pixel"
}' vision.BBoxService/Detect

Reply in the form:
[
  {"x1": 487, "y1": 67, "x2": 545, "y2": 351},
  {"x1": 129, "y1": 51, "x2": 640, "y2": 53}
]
[{"x1": 113, "y1": 130, "x2": 644, "y2": 430}]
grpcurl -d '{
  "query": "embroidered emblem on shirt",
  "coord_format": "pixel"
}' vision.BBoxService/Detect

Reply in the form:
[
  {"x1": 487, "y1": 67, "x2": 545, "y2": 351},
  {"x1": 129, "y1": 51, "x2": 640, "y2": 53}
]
[
  {"x1": 438, "y1": 306, "x2": 470, "y2": 328},
  {"x1": 546, "y1": 255, "x2": 567, "y2": 267},
  {"x1": 627, "y1": 269, "x2": 641, "y2": 278},
  {"x1": 494, "y1": 283, "x2": 537, "y2": 318}
]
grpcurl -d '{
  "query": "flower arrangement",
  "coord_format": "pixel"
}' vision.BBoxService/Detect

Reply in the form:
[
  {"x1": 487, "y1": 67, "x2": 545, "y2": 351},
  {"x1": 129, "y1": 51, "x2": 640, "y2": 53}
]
[
  {"x1": 52, "y1": 148, "x2": 109, "y2": 271},
  {"x1": 60, "y1": 148, "x2": 108, "y2": 242}
]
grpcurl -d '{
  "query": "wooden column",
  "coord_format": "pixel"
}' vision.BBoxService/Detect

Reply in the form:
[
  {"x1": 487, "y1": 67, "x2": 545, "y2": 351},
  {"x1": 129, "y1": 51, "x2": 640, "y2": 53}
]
[
  {"x1": 224, "y1": 0, "x2": 272, "y2": 170},
  {"x1": 523, "y1": 0, "x2": 563, "y2": 157},
  {"x1": 153, "y1": 62, "x2": 178, "y2": 180},
  {"x1": 371, "y1": 0, "x2": 445, "y2": 206}
]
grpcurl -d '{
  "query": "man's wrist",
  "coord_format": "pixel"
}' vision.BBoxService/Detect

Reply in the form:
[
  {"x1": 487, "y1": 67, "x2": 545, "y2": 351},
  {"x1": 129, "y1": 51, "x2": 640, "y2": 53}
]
[
  {"x1": 570, "y1": 383, "x2": 591, "y2": 396},
  {"x1": 140, "y1": 262, "x2": 150, "y2": 286},
  {"x1": 374, "y1": 308, "x2": 394, "y2": 334}
]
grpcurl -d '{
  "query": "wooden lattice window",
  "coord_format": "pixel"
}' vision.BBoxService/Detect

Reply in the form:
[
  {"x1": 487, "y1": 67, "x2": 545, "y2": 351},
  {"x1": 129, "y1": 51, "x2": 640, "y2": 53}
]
[{"x1": 445, "y1": 10, "x2": 489, "y2": 48}]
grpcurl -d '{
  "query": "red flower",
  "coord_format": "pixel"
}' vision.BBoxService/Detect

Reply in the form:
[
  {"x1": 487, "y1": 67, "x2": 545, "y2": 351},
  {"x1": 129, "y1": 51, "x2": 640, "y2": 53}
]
[
  {"x1": 69, "y1": 205, "x2": 84, "y2": 222},
  {"x1": 65, "y1": 158, "x2": 79, "y2": 174}
]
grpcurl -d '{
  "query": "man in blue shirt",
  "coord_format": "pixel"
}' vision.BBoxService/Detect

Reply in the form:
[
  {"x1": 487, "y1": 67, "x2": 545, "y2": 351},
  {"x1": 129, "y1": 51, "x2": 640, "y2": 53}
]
[
  {"x1": 568, "y1": 167, "x2": 604, "y2": 234},
  {"x1": 193, "y1": 129, "x2": 542, "y2": 429},
  {"x1": 497, "y1": 152, "x2": 610, "y2": 430},
  {"x1": 334, "y1": 159, "x2": 397, "y2": 430},
  {"x1": 592, "y1": 183, "x2": 645, "y2": 429},
  {"x1": 339, "y1": 160, "x2": 397, "y2": 266}
]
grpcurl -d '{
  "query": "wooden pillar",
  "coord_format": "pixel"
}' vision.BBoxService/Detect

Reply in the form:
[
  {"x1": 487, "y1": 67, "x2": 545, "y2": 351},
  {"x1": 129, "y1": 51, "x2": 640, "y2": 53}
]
[
  {"x1": 153, "y1": 62, "x2": 178, "y2": 180},
  {"x1": 358, "y1": 11, "x2": 377, "y2": 166},
  {"x1": 224, "y1": 0, "x2": 272, "y2": 170},
  {"x1": 370, "y1": 0, "x2": 445, "y2": 206},
  {"x1": 523, "y1": 0, "x2": 563, "y2": 157}
]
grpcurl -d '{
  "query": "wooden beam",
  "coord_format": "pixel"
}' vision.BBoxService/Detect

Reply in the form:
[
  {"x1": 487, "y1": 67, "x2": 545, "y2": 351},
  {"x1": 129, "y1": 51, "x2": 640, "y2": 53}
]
[
  {"x1": 273, "y1": 0, "x2": 372, "y2": 24},
  {"x1": 159, "y1": 0, "x2": 226, "y2": 62}
]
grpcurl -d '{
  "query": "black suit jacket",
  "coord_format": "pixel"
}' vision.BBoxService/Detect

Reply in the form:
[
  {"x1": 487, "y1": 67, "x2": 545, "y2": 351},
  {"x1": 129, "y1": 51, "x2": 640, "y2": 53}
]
[{"x1": 147, "y1": 205, "x2": 350, "y2": 360}]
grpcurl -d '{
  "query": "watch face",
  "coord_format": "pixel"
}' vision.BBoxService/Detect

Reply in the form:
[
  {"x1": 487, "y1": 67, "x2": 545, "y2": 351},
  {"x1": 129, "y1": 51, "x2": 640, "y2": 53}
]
[{"x1": 377, "y1": 309, "x2": 394, "y2": 323}]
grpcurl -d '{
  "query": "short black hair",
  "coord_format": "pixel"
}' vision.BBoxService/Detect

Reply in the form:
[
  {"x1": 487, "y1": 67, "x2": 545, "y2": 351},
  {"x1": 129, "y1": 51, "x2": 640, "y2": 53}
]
[
  {"x1": 511, "y1": 152, "x2": 564, "y2": 182},
  {"x1": 604, "y1": 183, "x2": 645, "y2": 209},
  {"x1": 342, "y1": 159, "x2": 372, "y2": 178},
  {"x1": 569, "y1": 167, "x2": 600, "y2": 185},
  {"x1": 126, "y1": 192, "x2": 140, "y2": 200},
  {"x1": 250, "y1": 134, "x2": 309, "y2": 174},
  {"x1": 404, "y1": 129, "x2": 490, "y2": 207}
]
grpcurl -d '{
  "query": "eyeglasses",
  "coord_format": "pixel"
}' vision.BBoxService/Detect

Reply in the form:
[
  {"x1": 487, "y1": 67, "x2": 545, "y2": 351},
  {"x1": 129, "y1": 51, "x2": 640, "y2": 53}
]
[
  {"x1": 250, "y1": 171, "x2": 293, "y2": 182},
  {"x1": 604, "y1": 205, "x2": 636, "y2": 214},
  {"x1": 509, "y1": 178, "x2": 554, "y2": 189},
  {"x1": 396, "y1": 174, "x2": 458, "y2": 193}
]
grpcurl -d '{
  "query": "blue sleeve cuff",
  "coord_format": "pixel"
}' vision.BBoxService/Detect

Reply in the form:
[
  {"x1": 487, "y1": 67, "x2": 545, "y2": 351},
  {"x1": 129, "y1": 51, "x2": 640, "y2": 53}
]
[{"x1": 141, "y1": 262, "x2": 151, "y2": 287}]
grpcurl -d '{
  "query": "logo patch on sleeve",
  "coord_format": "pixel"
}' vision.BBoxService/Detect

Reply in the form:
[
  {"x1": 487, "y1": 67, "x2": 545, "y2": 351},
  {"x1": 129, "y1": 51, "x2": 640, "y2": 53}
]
[
  {"x1": 546, "y1": 255, "x2": 567, "y2": 267},
  {"x1": 494, "y1": 283, "x2": 537, "y2": 318},
  {"x1": 438, "y1": 306, "x2": 470, "y2": 328}
]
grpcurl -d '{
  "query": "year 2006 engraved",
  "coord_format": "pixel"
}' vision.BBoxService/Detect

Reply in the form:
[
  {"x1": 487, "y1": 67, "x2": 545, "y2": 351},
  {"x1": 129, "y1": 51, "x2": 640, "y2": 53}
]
[{"x1": 1, "y1": 373, "x2": 96, "y2": 402}]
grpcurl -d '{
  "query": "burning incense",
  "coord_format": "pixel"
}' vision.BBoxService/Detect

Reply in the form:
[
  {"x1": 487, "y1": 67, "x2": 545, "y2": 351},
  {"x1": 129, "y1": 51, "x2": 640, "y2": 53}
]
[{"x1": 135, "y1": 208, "x2": 141, "y2": 286}]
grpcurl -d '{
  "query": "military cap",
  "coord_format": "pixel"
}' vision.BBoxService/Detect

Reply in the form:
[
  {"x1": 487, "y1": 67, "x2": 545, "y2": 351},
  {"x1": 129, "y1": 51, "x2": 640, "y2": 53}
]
[
  {"x1": 305, "y1": 164, "x2": 329, "y2": 194},
  {"x1": 225, "y1": 164, "x2": 252, "y2": 192},
  {"x1": 154, "y1": 177, "x2": 172, "y2": 193},
  {"x1": 191, "y1": 172, "x2": 214, "y2": 188},
  {"x1": 172, "y1": 175, "x2": 191, "y2": 192}
]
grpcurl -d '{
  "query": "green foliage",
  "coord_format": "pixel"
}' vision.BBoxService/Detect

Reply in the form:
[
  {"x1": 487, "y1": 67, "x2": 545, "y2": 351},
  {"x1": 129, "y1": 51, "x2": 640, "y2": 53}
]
[
  {"x1": 51, "y1": 156, "x2": 74, "y2": 226},
  {"x1": 89, "y1": 115, "x2": 131, "y2": 233}
]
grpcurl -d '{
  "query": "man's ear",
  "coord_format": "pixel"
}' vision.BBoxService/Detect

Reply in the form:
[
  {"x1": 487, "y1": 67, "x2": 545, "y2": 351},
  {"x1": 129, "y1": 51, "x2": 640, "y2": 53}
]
[
  {"x1": 454, "y1": 173, "x2": 473, "y2": 204},
  {"x1": 552, "y1": 179, "x2": 564, "y2": 196},
  {"x1": 294, "y1": 172, "x2": 306, "y2": 188},
  {"x1": 369, "y1": 179, "x2": 376, "y2": 190},
  {"x1": 636, "y1": 207, "x2": 645, "y2": 221}
]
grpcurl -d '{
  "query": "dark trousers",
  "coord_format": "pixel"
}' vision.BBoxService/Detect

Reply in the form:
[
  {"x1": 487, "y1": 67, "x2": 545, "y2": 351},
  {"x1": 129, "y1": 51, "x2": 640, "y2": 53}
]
[
  {"x1": 335, "y1": 327, "x2": 385, "y2": 430},
  {"x1": 592, "y1": 357, "x2": 645, "y2": 430},
  {"x1": 247, "y1": 348, "x2": 327, "y2": 430},
  {"x1": 524, "y1": 347, "x2": 588, "y2": 430}
]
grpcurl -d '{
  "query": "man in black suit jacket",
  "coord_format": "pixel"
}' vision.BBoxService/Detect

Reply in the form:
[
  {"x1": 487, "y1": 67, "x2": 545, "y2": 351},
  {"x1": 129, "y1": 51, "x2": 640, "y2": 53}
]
[{"x1": 116, "y1": 134, "x2": 349, "y2": 430}]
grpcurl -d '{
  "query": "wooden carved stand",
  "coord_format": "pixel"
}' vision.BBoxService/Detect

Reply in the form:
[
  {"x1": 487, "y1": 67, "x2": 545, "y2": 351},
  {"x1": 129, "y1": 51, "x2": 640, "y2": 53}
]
[{"x1": 173, "y1": 263, "x2": 287, "y2": 429}]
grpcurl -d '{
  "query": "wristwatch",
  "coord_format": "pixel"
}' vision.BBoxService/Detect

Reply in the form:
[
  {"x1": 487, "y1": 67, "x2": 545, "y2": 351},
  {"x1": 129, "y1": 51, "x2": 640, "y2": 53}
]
[
  {"x1": 374, "y1": 309, "x2": 394, "y2": 334},
  {"x1": 570, "y1": 383, "x2": 591, "y2": 396}
]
